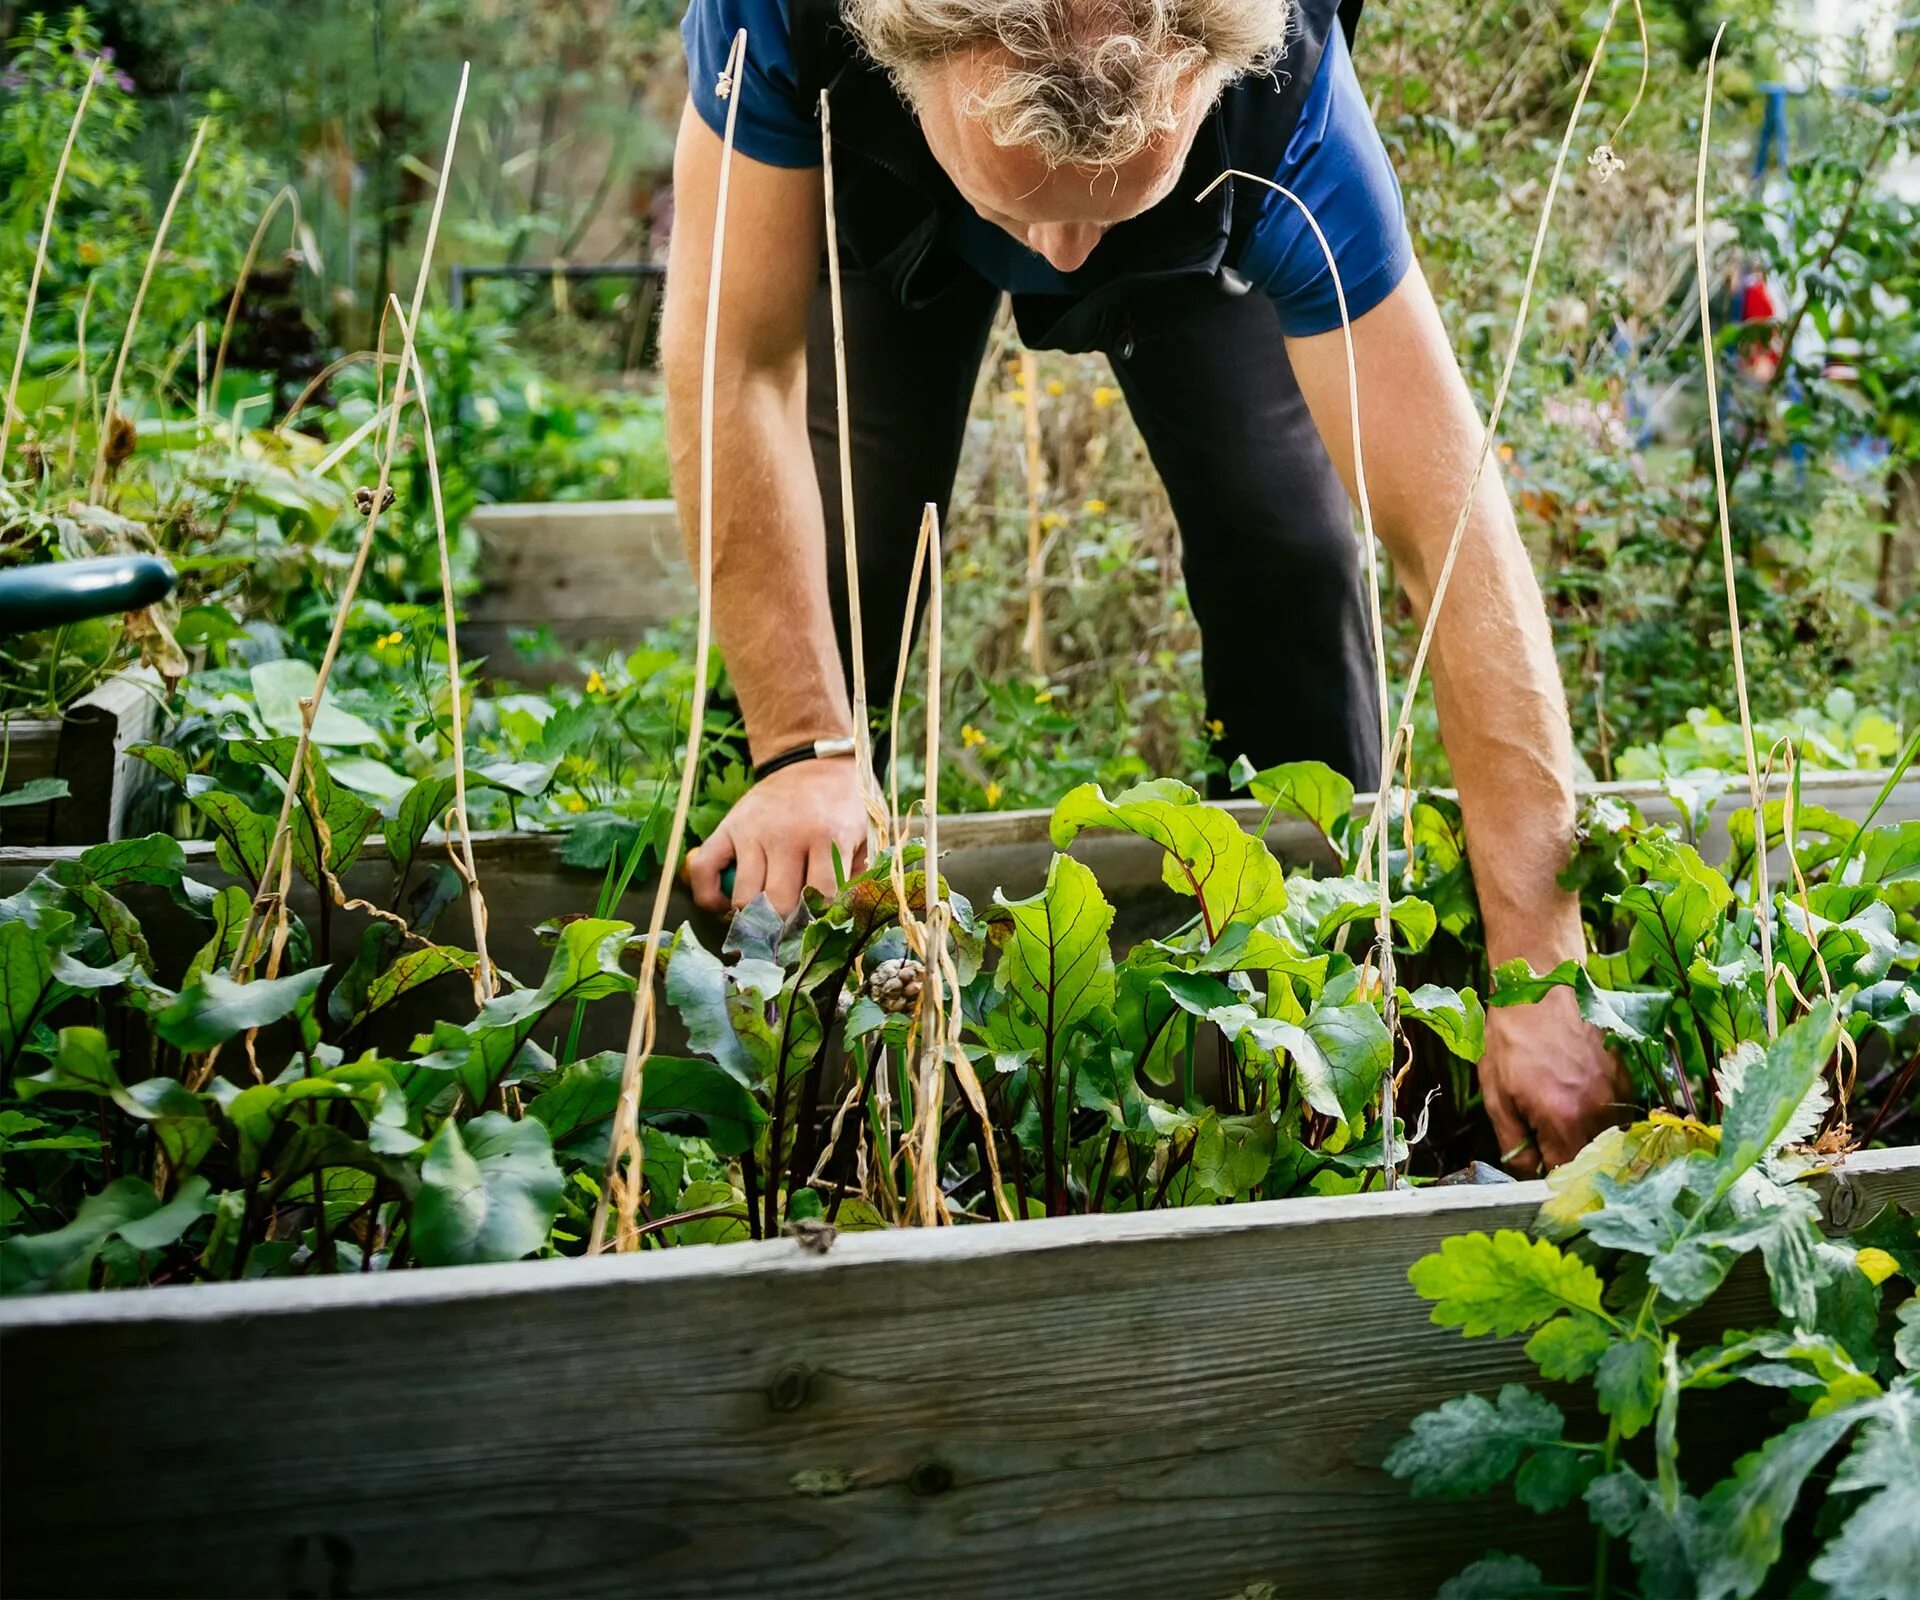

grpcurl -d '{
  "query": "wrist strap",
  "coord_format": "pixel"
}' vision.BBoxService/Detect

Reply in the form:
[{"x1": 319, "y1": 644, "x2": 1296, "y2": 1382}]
[{"x1": 753, "y1": 736, "x2": 856, "y2": 783}]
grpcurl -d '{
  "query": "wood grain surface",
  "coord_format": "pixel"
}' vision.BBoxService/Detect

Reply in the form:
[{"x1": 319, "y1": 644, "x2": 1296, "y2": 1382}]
[{"x1": 3, "y1": 1147, "x2": 1915, "y2": 1599}]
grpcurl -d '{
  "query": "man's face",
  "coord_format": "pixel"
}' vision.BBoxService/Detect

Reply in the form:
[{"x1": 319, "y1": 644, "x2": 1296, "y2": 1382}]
[{"x1": 914, "y1": 46, "x2": 1210, "y2": 273}]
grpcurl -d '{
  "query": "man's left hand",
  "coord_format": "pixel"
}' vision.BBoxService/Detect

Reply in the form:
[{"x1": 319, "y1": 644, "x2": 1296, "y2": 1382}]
[{"x1": 1479, "y1": 987, "x2": 1630, "y2": 1177}]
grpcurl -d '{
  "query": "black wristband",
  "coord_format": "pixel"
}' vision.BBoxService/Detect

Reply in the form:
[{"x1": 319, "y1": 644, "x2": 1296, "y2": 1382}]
[{"x1": 753, "y1": 736, "x2": 856, "y2": 783}]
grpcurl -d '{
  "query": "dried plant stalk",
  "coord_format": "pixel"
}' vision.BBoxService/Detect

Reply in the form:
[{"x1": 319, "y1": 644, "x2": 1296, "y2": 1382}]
[
  {"x1": 1196, "y1": 167, "x2": 1397, "y2": 1181},
  {"x1": 1020, "y1": 350, "x2": 1046, "y2": 676},
  {"x1": 89, "y1": 116, "x2": 211, "y2": 502},
  {"x1": 819, "y1": 90, "x2": 889, "y2": 854},
  {"x1": 391, "y1": 296, "x2": 497, "y2": 1002},
  {"x1": 592, "y1": 28, "x2": 750, "y2": 1255},
  {"x1": 1693, "y1": 21, "x2": 1778, "y2": 1037},
  {"x1": 209, "y1": 185, "x2": 303, "y2": 408},
  {"x1": 2, "y1": 59, "x2": 101, "y2": 475}
]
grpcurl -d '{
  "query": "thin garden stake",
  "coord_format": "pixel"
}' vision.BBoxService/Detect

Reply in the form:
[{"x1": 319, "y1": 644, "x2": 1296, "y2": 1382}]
[
  {"x1": 209, "y1": 186, "x2": 303, "y2": 410},
  {"x1": 819, "y1": 88, "x2": 889, "y2": 853},
  {"x1": 1694, "y1": 21, "x2": 1777, "y2": 1037},
  {"x1": 1021, "y1": 350, "x2": 1046, "y2": 675},
  {"x1": 391, "y1": 295, "x2": 497, "y2": 1002},
  {"x1": 89, "y1": 117, "x2": 211, "y2": 503},
  {"x1": 2, "y1": 58, "x2": 100, "y2": 475},
  {"x1": 593, "y1": 28, "x2": 749, "y2": 1256},
  {"x1": 1193, "y1": 169, "x2": 1397, "y2": 1184}
]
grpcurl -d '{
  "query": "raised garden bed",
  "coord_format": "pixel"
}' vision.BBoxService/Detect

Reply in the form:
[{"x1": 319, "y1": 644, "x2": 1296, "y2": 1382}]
[
  {"x1": 2, "y1": 1144, "x2": 1914, "y2": 1599},
  {"x1": 0, "y1": 670, "x2": 170, "y2": 846},
  {"x1": 463, "y1": 499, "x2": 691, "y2": 684}
]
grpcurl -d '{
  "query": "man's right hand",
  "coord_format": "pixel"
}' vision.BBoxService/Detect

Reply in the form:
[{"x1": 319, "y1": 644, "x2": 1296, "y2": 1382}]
[{"x1": 686, "y1": 757, "x2": 871, "y2": 917}]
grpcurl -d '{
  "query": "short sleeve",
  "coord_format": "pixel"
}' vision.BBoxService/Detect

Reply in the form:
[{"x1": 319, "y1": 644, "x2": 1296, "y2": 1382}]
[
  {"x1": 682, "y1": 0, "x2": 821, "y2": 169},
  {"x1": 1238, "y1": 28, "x2": 1412, "y2": 337}
]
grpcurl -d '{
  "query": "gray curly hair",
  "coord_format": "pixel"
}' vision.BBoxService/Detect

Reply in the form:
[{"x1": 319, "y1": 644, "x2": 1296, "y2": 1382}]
[{"x1": 843, "y1": 0, "x2": 1295, "y2": 168}]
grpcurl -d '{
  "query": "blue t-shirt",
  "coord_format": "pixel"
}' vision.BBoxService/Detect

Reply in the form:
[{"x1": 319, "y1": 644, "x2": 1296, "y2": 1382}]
[{"x1": 681, "y1": 1, "x2": 1411, "y2": 337}]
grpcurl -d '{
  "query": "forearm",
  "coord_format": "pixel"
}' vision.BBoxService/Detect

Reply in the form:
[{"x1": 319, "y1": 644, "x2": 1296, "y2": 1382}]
[
  {"x1": 1412, "y1": 482, "x2": 1584, "y2": 969},
  {"x1": 1289, "y1": 267, "x2": 1583, "y2": 970},
  {"x1": 662, "y1": 337, "x2": 849, "y2": 762}
]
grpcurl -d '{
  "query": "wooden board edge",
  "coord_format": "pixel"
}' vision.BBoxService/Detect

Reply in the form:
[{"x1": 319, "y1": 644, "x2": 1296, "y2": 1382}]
[{"x1": 6, "y1": 1144, "x2": 1914, "y2": 1332}]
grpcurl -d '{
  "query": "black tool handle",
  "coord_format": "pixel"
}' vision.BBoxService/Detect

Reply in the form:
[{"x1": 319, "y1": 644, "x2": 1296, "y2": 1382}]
[{"x1": 0, "y1": 555, "x2": 177, "y2": 635}]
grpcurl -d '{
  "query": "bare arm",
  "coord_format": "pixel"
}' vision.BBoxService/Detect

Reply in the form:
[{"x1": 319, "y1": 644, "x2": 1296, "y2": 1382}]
[
  {"x1": 1287, "y1": 262, "x2": 1625, "y2": 1169},
  {"x1": 664, "y1": 104, "x2": 867, "y2": 911}
]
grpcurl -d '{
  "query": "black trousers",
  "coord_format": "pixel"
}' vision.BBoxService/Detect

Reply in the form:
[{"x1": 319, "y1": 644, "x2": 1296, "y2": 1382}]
[{"x1": 804, "y1": 264, "x2": 1382, "y2": 791}]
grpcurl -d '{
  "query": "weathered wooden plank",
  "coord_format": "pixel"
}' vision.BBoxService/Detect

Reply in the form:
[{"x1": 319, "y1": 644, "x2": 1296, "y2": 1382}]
[
  {"x1": 464, "y1": 499, "x2": 691, "y2": 682},
  {"x1": 0, "y1": 670, "x2": 167, "y2": 846},
  {"x1": 3, "y1": 1146, "x2": 1914, "y2": 1600}
]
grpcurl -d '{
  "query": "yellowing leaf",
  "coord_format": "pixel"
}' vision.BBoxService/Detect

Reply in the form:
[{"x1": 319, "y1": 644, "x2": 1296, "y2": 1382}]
[{"x1": 1409, "y1": 1229, "x2": 1607, "y2": 1337}]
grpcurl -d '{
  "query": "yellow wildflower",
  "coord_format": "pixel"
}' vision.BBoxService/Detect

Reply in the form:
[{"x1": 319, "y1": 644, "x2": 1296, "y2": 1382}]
[
  {"x1": 584, "y1": 669, "x2": 606, "y2": 695},
  {"x1": 1040, "y1": 511, "x2": 1065, "y2": 531},
  {"x1": 376, "y1": 630, "x2": 404, "y2": 649},
  {"x1": 1206, "y1": 718, "x2": 1225, "y2": 739},
  {"x1": 1082, "y1": 498, "x2": 1106, "y2": 515},
  {"x1": 961, "y1": 723, "x2": 987, "y2": 749},
  {"x1": 1033, "y1": 686, "x2": 1054, "y2": 705},
  {"x1": 562, "y1": 793, "x2": 588, "y2": 814},
  {"x1": 1045, "y1": 379, "x2": 1065, "y2": 397},
  {"x1": 1092, "y1": 386, "x2": 1119, "y2": 409},
  {"x1": 984, "y1": 780, "x2": 1003, "y2": 808}
]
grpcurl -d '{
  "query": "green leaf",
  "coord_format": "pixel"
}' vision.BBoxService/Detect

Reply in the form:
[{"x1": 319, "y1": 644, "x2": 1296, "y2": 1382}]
[
  {"x1": 1436, "y1": 1556, "x2": 1552, "y2": 1600},
  {"x1": 411, "y1": 1113, "x2": 563, "y2": 1266},
  {"x1": 0, "y1": 1176, "x2": 215, "y2": 1294},
  {"x1": 1233, "y1": 757, "x2": 1354, "y2": 852},
  {"x1": 1716, "y1": 1001, "x2": 1840, "y2": 1176},
  {"x1": 77, "y1": 835, "x2": 186, "y2": 890},
  {"x1": 1616, "y1": 835, "x2": 1734, "y2": 990},
  {"x1": 386, "y1": 774, "x2": 460, "y2": 879},
  {"x1": 152, "y1": 966, "x2": 327, "y2": 1053},
  {"x1": 528, "y1": 1052, "x2": 768, "y2": 1159},
  {"x1": 0, "y1": 776, "x2": 68, "y2": 809},
  {"x1": 1807, "y1": 1386, "x2": 1920, "y2": 1600},
  {"x1": 1384, "y1": 1384, "x2": 1564, "y2": 1498},
  {"x1": 228, "y1": 738, "x2": 378, "y2": 886},
  {"x1": 348, "y1": 944, "x2": 477, "y2": 1027},
  {"x1": 1525, "y1": 1314, "x2": 1614, "y2": 1381},
  {"x1": 1574, "y1": 968, "x2": 1671, "y2": 1044},
  {"x1": 663, "y1": 925, "x2": 773, "y2": 1084},
  {"x1": 1695, "y1": 1403, "x2": 1867, "y2": 1600},
  {"x1": 250, "y1": 658, "x2": 382, "y2": 746},
  {"x1": 1515, "y1": 1446, "x2": 1598, "y2": 1512},
  {"x1": 0, "y1": 917, "x2": 57, "y2": 1064},
  {"x1": 1597, "y1": 1336, "x2": 1663, "y2": 1439},
  {"x1": 1050, "y1": 778, "x2": 1285, "y2": 936},
  {"x1": 185, "y1": 885, "x2": 252, "y2": 988},
  {"x1": 1282, "y1": 874, "x2": 1437, "y2": 953},
  {"x1": 1398, "y1": 983, "x2": 1486, "y2": 1062},
  {"x1": 1289, "y1": 1000, "x2": 1393, "y2": 1124},
  {"x1": 1488, "y1": 956, "x2": 1579, "y2": 1007},
  {"x1": 1409, "y1": 1229, "x2": 1607, "y2": 1337},
  {"x1": 987, "y1": 853, "x2": 1117, "y2": 1055}
]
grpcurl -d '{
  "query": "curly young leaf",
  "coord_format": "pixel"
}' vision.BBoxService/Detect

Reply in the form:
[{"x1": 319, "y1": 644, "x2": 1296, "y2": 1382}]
[
  {"x1": 1050, "y1": 779, "x2": 1285, "y2": 939},
  {"x1": 1408, "y1": 1229, "x2": 1608, "y2": 1337}
]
